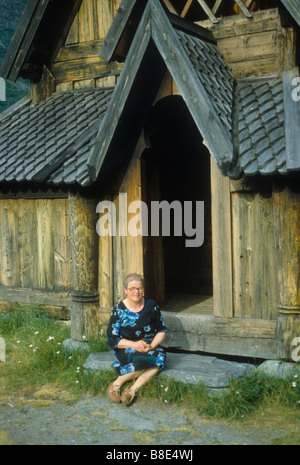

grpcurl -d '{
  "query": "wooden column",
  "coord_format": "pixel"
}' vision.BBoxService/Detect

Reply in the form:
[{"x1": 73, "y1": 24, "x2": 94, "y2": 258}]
[
  {"x1": 68, "y1": 190, "x2": 100, "y2": 342},
  {"x1": 273, "y1": 179, "x2": 300, "y2": 360}
]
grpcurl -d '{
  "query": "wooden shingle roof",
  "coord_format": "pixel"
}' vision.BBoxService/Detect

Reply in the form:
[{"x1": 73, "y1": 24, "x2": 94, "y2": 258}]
[
  {"x1": 0, "y1": 87, "x2": 113, "y2": 186},
  {"x1": 0, "y1": 0, "x2": 299, "y2": 187}
]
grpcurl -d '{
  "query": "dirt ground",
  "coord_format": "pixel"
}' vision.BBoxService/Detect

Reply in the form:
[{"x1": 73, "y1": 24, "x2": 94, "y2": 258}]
[{"x1": 0, "y1": 386, "x2": 299, "y2": 446}]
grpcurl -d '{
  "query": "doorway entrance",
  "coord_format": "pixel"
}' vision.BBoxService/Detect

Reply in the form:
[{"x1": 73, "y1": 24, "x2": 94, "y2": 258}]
[{"x1": 142, "y1": 96, "x2": 213, "y2": 314}]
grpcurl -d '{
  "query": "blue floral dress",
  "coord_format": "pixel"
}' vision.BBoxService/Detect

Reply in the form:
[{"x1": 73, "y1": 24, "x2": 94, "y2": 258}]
[{"x1": 107, "y1": 299, "x2": 167, "y2": 375}]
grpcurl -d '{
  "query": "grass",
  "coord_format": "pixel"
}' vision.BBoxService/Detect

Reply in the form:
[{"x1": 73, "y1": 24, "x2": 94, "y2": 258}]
[{"x1": 0, "y1": 306, "x2": 300, "y2": 430}]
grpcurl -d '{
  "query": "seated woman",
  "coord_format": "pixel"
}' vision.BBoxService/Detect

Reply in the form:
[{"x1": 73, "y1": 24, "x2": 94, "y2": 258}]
[{"x1": 107, "y1": 273, "x2": 167, "y2": 406}]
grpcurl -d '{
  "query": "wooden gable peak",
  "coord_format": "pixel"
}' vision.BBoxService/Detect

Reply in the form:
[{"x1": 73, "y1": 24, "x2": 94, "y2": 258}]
[{"x1": 88, "y1": 0, "x2": 238, "y2": 184}]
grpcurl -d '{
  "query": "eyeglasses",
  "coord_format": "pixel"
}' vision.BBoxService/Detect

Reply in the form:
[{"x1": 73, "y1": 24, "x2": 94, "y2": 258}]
[{"x1": 127, "y1": 287, "x2": 144, "y2": 293}]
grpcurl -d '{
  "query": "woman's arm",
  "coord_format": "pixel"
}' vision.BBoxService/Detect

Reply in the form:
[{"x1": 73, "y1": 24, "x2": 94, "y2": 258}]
[
  {"x1": 117, "y1": 338, "x2": 150, "y2": 352},
  {"x1": 148, "y1": 331, "x2": 166, "y2": 351}
]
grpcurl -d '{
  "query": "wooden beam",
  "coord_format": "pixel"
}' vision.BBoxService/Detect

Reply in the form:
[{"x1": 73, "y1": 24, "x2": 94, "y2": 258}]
[
  {"x1": 273, "y1": 179, "x2": 300, "y2": 360},
  {"x1": 234, "y1": 0, "x2": 253, "y2": 18},
  {"x1": 195, "y1": 0, "x2": 219, "y2": 23},
  {"x1": 212, "y1": 0, "x2": 223, "y2": 15},
  {"x1": 181, "y1": 0, "x2": 193, "y2": 18},
  {"x1": 163, "y1": 0, "x2": 178, "y2": 15},
  {"x1": 68, "y1": 191, "x2": 100, "y2": 342}
]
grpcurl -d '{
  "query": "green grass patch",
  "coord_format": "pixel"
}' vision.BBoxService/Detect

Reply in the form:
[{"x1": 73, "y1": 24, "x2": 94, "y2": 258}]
[{"x1": 0, "y1": 307, "x2": 299, "y2": 421}]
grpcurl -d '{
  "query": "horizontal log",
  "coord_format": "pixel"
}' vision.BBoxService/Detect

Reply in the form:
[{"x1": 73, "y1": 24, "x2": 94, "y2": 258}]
[
  {"x1": 54, "y1": 40, "x2": 104, "y2": 62},
  {"x1": 51, "y1": 57, "x2": 122, "y2": 83},
  {"x1": 0, "y1": 286, "x2": 71, "y2": 307},
  {"x1": 162, "y1": 311, "x2": 276, "y2": 359}
]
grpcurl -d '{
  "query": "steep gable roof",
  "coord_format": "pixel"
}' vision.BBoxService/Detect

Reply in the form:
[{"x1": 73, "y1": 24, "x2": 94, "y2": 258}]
[{"x1": 88, "y1": 0, "x2": 237, "y2": 183}]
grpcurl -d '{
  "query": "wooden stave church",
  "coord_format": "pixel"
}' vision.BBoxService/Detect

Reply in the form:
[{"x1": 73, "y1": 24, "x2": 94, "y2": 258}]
[{"x1": 0, "y1": 0, "x2": 299, "y2": 360}]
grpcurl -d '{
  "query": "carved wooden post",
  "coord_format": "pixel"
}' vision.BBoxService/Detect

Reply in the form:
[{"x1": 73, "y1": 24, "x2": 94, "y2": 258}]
[
  {"x1": 68, "y1": 190, "x2": 100, "y2": 342},
  {"x1": 273, "y1": 180, "x2": 300, "y2": 360}
]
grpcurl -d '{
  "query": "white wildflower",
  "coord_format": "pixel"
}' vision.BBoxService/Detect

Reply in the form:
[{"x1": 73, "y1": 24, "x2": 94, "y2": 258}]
[{"x1": 34, "y1": 331, "x2": 39, "y2": 335}]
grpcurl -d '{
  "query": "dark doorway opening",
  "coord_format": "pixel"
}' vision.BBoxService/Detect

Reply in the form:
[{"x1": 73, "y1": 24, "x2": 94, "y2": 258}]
[{"x1": 142, "y1": 96, "x2": 213, "y2": 309}]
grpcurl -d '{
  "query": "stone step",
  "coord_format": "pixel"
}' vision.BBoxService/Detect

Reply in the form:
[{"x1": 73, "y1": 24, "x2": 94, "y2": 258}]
[{"x1": 83, "y1": 350, "x2": 254, "y2": 390}]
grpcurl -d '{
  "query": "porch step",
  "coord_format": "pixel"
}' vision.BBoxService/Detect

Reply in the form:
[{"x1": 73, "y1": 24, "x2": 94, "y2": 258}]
[{"x1": 83, "y1": 351, "x2": 254, "y2": 390}]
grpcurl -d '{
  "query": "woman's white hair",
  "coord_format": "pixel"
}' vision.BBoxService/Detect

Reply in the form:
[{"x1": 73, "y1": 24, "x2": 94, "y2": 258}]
[{"x1": 123, "y1": 273, "x2": 144, "y2": 289}]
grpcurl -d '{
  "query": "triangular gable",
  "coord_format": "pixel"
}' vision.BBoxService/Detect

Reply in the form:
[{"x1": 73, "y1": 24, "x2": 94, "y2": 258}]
[
  {"x1": 88, "y1": 0, "x2": 237, "y2": 183},
  {"x1": 0, "y1": 0, "x2": 82, "y2": 83}
]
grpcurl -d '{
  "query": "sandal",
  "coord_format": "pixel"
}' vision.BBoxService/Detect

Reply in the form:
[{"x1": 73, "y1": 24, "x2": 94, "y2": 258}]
[
  {"x1": 121, "y1": 386, "x2": 136, "y2": 406},
  {"x1": 107, "y1": 382, "x2": 121, "y2": 403}
]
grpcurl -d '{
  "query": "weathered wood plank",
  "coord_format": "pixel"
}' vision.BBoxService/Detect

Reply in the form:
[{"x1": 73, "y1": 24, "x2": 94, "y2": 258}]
[
  {"x1": 218, "y1": 30, "x2": 279, "y2": 64},
  {"x1": 232, "y1": 192, "x2": 277, "y2": 320},
  {"x1": 0, "y1": 200, "x2": 19, "y2": 287},
  {"x1": 55, "y1": 40, "x2": 103, "y2": 63},
  {"x1": 210, "y1": 158, "x2": 233, "y2": 318},
  {"x1": 36, "y1": 199, "x2": 55, "y2": 290},
  {"x1": 96, "y1": 0, "x2": 115, "y2": 40},
  {"x1": 196, "y1": 8, "x2": 281, "y2": 39},
  {"x1": 51, "y1": 56, "x2": 122, "y2": 83},
  {"x1": 162, "y1": 312, "x2": 276, "y2": 359},
  {"x1": 78, "y1": 0, "x2": 95, "y2": 42},
  {"x1": 195, "y1": 0, "x2": 219, "y2": 23},
  {"x1": 230, "y1": 56, "x2": 279, "y2": 78},
  {"x1": 65, "y1": 11, "x2": 79, "y2": 45},
  {"x1": 98, "y1": 195, "x2": 114, "y2": 310},
  {"x1": 273, "y1": 180, "x2": 300, "y2": 359},
  {"x1": 54, "y1": 198, "x2": 72, "y2": 292},
  {"x1": 18, "y1": 200, "x2": 38, "y2": 289},
  {"x1": 0, "y1": 286, "x2": 71, "y2": 312}
]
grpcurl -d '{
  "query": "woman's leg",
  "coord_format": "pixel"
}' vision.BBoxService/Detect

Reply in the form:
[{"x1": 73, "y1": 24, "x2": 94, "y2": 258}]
[
  {"x1": 113, "y1": 370, "x2": 144, "y2": 388},
  {"x1": 107, "y1": 370, "x2": 144, "y2": 403},
  {"x1": 121, "y1": 367, "x2": 159, "y2": 406}
]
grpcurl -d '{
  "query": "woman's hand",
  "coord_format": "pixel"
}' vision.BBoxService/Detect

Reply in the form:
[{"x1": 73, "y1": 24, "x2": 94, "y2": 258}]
[
  {"x1": 133, "y1": 340, "x2": 151, "y2": 352},
  {"x1": 117, "y1": 338, "x2": 150, "y2": 352}
]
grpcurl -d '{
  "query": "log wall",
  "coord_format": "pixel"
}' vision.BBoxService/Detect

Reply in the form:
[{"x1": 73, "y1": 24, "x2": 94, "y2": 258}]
[
  {"x1": 197, "y1": 8, "x2": 296, "y2": 78},
  {"x1": 52, "y1": 0, "x2": 122, "y2": 92}
]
